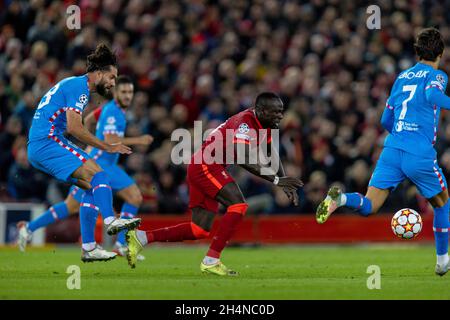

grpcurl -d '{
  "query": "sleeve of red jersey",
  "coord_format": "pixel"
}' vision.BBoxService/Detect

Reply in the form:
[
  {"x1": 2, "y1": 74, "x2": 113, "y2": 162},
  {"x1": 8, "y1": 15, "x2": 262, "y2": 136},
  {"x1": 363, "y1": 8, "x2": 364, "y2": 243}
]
[
  {"x1": 232, "y1": 116, "x2": 258, "y2": 145},
  {"x1": 93, "y1": 106, "x2": 103, "y2": 121},
  {"x1": 232, "y1": 115, "x2": 273, "y2": 146}
]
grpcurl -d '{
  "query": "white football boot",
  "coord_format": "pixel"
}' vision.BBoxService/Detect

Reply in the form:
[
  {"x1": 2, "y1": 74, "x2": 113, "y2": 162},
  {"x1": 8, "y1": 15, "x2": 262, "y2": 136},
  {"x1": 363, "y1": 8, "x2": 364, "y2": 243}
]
[
  {"x1": 17, "y1": 221, "x2": 32, "y2": 252},
  {"x1": 81, "y1": 244, "x2": 117, "y2": 263},
  {"x1": 106, "y1": 217, "x2": 141, "y2": 235},
  {"x1": 435, "y1": 262, "x2": 449, "y2": 276}
]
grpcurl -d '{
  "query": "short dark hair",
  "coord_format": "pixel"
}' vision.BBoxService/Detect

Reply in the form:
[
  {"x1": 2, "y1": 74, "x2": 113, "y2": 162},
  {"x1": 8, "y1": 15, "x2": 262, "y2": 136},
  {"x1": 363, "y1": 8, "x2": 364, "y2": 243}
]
[
  {"x1": 414, "y1": 27, "x2": 444, "y2": 62},
  {"x1": 255, "y1": 92, "x2": 283, "y2": 111},
  {"x1": 86, "y1": 43, "x2": 117, "y2": 72},
  {"x1": 116, "y1": 75, "x2": 133, "y2": 87}
]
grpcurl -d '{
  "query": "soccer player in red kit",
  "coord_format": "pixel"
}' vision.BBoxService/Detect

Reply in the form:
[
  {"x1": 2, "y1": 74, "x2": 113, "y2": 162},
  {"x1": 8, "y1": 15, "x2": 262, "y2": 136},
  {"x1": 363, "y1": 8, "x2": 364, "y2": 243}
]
[{"x1": 126, "y1": 92, "x2": 303, "y2": 275}]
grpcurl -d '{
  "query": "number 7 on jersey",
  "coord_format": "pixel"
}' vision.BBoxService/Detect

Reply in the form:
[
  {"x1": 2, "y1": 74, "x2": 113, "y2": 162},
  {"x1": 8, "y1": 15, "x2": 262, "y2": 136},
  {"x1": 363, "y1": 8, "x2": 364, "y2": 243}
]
[{"x1": 399, "y1": 85, "x2": 417, "y2": 120}]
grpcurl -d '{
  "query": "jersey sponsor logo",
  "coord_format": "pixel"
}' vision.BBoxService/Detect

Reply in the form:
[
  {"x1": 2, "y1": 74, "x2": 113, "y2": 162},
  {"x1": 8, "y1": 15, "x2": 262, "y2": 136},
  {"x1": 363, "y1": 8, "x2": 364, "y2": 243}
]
[
  {"x1": 398, "y1": 70, "x2": 429, "y2": 80},
  {"x1": 238, "y1": 123, "x2": 250, "y2": 134},
  {"x1": 395, "y1": 121, "x2": 419, "y2": 132},
  {"x1": 104, "y1": 124, "x2": 117, "y2": 131}
]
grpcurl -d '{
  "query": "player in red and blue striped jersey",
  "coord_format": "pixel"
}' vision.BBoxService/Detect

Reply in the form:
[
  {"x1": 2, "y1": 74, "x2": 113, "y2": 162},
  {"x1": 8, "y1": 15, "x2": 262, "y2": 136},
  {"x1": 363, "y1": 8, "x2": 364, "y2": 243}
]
[
  {"x1": 316, "y1": 28, "x2": 450, "y2": 276},
  {"x1": 19, "y1": 75, "x2": 152, "y2": 261},
  {"x1": 24, "y1": 44, "x2": 141, "y2": 260}
]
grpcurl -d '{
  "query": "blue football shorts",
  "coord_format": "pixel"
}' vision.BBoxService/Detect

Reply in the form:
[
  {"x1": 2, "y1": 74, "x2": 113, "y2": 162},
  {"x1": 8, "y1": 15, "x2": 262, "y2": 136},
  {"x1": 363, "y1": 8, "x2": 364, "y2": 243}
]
[{"x1": 369, "y1": 147, "x2": 447, "y2": 199}]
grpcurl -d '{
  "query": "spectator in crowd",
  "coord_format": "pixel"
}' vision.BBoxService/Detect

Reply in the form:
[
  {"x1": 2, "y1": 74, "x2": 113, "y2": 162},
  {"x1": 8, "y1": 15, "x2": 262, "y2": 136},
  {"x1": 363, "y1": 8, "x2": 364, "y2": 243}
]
[
  {"x1": 7, "y1": 146, "x2": 47, "y2": 201},
  {"x1": 0, "y1": 115, "x2": 23, "y2": 183}
]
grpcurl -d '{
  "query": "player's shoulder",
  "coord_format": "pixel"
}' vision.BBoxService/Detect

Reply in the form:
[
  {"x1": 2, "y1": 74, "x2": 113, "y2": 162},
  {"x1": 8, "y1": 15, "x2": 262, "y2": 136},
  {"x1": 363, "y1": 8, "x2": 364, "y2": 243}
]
[
  {"x1": 98, "y1": 101, "x2": 115, "y2": 119},
  {"x1": 429, "y1": 68, "x2": 448, "y2": 82},
  {"x1": 60, "y1": 74, "x2": 89, "y2": 89},
  {"x1": 59, "y1": 75, "x2": 90, "y2": 105},
  {"x1": 101, "y1": 101, "x2": 125, "y2": 121},
  {"x1": 397, "y1": 63, "x2": 432, "y2": 81},
  {"x1": 424, "y1": 67, "x2": 448, "y2": 92},
  {"x1": 101, "y1": 100, "x2": 115, "y2": 111},
  {"x1": 230, "y1": 108, "x2": 258, "y2": 125}
]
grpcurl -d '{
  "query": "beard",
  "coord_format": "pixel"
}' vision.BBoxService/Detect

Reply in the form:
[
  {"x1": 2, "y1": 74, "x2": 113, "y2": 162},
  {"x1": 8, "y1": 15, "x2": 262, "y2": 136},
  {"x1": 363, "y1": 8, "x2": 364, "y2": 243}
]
[{"x1": 96, "y1": 82, "x2": 113, "y2": 99}]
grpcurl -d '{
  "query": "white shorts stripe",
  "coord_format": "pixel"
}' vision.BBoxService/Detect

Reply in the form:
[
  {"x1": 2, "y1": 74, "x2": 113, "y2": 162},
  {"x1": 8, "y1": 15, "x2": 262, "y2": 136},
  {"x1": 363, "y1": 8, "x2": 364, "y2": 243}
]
[
  {"x1": 433, "y1": 165, "x2": 446, "y2": 191},
  {"x1": 50, "y1": 136, "x2": 87, "y2": 163}
]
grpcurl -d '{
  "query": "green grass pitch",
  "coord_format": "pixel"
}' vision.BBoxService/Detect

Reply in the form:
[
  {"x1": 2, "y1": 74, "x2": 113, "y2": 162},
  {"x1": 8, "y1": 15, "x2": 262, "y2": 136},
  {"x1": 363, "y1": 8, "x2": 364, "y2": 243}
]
[{"x1": 1, "y1": 244, "x2": 449, "y2": 299}]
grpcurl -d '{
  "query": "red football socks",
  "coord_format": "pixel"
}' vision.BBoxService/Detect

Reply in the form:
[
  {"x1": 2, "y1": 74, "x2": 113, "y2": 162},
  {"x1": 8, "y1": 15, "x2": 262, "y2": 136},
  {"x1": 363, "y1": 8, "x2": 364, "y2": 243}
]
[
  {"x1": 206, "y1": 203, "x2": 248, "y2": 259},
  {"x1": 146, "y1": 222, "x2": 196, "y2": 242}
]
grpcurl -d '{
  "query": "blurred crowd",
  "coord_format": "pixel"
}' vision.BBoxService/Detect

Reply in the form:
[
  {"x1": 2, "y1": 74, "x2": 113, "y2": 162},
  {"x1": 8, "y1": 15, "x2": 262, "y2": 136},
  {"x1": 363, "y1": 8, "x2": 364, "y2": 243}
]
[{"x1": 2, "y1": 0, "x2": 450, "y2": 215}]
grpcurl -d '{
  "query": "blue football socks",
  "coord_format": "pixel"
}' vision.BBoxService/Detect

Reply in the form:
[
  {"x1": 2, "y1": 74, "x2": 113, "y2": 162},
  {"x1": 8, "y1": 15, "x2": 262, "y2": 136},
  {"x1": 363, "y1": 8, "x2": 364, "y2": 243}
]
[{"x1": 28, "y1": 202, "x2": 69, "y2": 232}]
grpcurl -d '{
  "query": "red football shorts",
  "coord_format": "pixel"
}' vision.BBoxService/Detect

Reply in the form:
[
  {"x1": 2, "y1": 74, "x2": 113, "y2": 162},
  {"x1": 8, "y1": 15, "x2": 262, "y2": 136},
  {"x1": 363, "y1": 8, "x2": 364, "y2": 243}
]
[{"x1": 187, "y1": 163, "x2": 235, "y2": 213}]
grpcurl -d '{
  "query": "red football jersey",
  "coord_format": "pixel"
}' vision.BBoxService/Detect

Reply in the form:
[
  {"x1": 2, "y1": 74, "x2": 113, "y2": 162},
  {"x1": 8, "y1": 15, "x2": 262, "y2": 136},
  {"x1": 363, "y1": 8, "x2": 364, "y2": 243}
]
[{"x1": 193, "y1": 108, "x2": 272, "y2": 166}]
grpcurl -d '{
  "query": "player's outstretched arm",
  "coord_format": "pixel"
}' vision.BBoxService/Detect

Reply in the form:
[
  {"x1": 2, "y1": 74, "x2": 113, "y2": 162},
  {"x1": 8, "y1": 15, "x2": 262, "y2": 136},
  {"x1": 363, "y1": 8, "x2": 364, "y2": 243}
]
[
  {"x1": 380, "y1": 106, "x2": 394, "y2": 133},
  {"x1": 270, "y1": 147, "x2": 302, "y2": 205},
  {"x1": 66, "y1": 109, "x2": 132, "y2": 154},
  {"x1": 237, "y1": 144, "x2": 303, "y2": 205},
  {"x1": 121, "y1": 135, "x2": 154, "y2": 146},
  {"x1": 426, "y1": 86, "x2": 450, "y2": 109},
  {"x1": 239, "y1": 162, "x2": 303, "y2": 206},
  {"x1": 104, "y1": 133, "x2": 154, "y2": 147}
]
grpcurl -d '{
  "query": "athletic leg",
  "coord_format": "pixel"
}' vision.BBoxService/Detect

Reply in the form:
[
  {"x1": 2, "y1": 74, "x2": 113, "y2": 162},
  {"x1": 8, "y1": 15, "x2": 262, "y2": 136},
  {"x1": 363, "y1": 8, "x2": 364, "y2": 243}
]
[
  {"x1": 205, "y1": 182, "x2": 247, "y2": 259},
  {"x1": 126, "y1": 164, "x2": 233, "y2": 269},
  {"x1": 316, "y1": 147, "x2": 404, "y2": 223},
  {"x1": 405, "y1": 155, "x2": 450, "y2": 275},
  {"x1": 429, "y1": 191, "x2": 450, "y2": 275},
  {"x1": 79, "y1": 190, "x2": 117, "y2": 262},
  {"x1": 115, "y1": 184, "x2": 142, "y2": 246},
  {"x1": 17, "y1": 189, "x2": 81, "y2": 252},
  {"x1": 72, "y1": 159, "x2": 141, "y2": 235}
]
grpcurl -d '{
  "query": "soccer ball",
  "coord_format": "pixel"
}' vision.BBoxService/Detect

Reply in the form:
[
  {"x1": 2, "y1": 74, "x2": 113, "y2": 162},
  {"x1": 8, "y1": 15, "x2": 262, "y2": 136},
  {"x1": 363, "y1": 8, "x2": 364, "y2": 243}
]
[{"x1": 391, "y1": 208, "x2": 422, "y2": 239}]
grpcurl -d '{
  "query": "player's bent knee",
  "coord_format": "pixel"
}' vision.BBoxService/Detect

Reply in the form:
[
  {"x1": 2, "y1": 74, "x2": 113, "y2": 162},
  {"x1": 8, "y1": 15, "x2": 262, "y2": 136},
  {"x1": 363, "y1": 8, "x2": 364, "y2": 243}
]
[
  {"x1": 129, "y1": 191, "x2": 143, "y2": 206},
  {"x1": 190, "y1": 222, "x2": 210, "y2": 239},
  {"x1": 430, "y1": 197, "x2": 446, "y2": 208},
  {"x1": 227, "y1": 203, "x2": 249, "y2": 215},
  {"x1": 65, "y1": 198, "x2": 80, "y2": 214},
  {"x1": 84, "y1": 160, "x2": 102, "y2": 175},
  {"x1": 77, "y1": 161, "x2": 102, "y2": 182}
]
